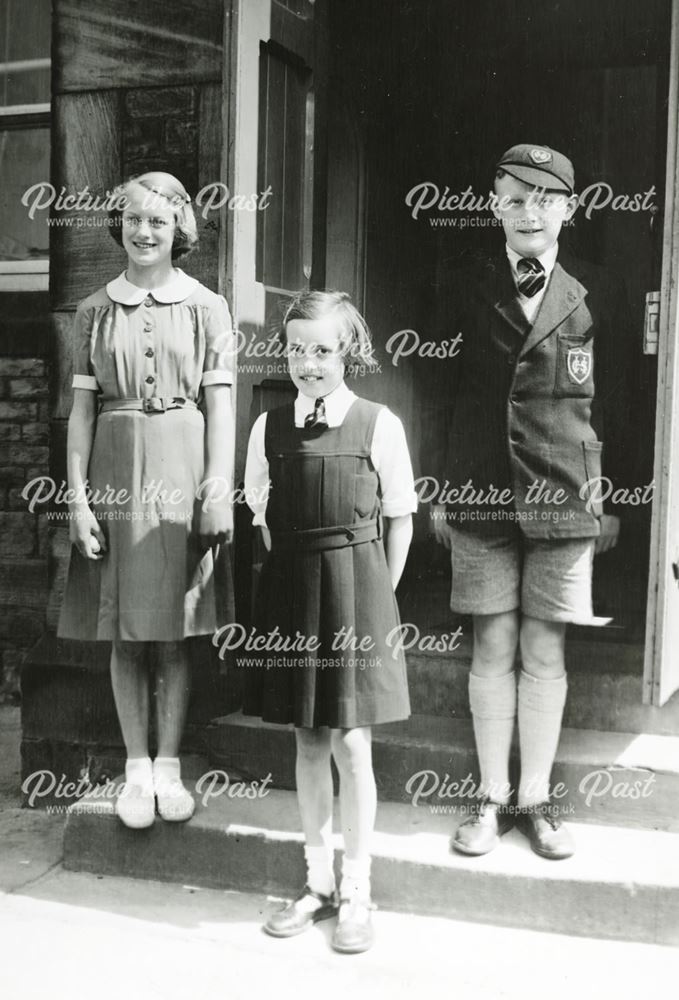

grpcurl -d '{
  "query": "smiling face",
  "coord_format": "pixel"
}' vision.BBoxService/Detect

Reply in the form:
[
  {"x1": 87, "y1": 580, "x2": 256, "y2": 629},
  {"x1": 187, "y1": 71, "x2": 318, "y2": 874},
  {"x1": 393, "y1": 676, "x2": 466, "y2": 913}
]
[
  {"x1": 492, "y1": 172, "x2": 577, "y2": 257},
  {"x1": 285, "y1": 315, "x2": 346, "y2": 398},
  {"x1": 120, "y1": 183, "x2": 177, "y2": 268}
]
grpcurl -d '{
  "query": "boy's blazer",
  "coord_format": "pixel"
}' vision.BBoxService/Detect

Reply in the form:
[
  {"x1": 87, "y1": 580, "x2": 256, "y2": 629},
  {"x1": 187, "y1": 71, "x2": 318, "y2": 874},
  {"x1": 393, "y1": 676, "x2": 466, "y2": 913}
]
[{"x1": 427, "y1": 251, "x2": 637, "y2": 538}]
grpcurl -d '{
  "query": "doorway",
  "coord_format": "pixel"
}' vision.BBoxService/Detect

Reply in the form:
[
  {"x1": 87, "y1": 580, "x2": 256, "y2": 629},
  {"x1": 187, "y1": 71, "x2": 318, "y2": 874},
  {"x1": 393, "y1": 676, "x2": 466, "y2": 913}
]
[{"x1": 322, "y1": 0, "x2": 671, "y2": 650}]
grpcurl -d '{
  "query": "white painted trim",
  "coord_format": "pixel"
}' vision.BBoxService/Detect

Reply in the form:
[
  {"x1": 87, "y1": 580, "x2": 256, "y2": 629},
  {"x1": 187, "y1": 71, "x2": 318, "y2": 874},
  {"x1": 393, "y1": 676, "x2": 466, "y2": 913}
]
[
  {"x1": 0, "y1": 103, "x2": 51, "y2": 119},
  {"x1": 0, "y1": 271, "x2": 48, "y2": 291},
  {"x1": 0, "y1": 260, "x2": 49, "y2": 273}
]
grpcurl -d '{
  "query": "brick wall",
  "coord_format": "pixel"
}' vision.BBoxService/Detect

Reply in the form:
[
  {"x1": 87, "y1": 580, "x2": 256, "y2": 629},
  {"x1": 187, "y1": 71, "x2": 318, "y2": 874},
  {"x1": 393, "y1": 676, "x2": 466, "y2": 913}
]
[{"x1": 0, "y1": 357, "x2": 50, "y2": 701}]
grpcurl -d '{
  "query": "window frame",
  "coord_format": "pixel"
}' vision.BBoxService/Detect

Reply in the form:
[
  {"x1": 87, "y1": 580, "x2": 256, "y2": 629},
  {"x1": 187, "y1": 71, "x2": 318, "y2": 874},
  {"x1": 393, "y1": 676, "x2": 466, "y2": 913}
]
[{"x1": 0, "y1": 54, "x2": 51, "y2": 292}]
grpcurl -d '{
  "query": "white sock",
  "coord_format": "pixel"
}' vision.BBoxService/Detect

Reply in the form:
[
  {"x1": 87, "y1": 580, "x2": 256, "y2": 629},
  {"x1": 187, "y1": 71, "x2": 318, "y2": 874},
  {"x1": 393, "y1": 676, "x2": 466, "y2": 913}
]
[
  {"x1": 339, "y1": 855, "x2": 371, "y2": 903},
  {"x1": 125, "y1": 756, "x2": 153, "y2": 792},
  {"x1": 518, "y1": 670, "x2": 568, "y2": 807},
  {"x1": 468, "y1": 672, "x2": 516, "y2": 804},
  {"x1": 153, "y1": 756, "x2": 183, "y2": 790},
  {"x1": 304, "y1": 844, "x2": 335, "y2": 898}
]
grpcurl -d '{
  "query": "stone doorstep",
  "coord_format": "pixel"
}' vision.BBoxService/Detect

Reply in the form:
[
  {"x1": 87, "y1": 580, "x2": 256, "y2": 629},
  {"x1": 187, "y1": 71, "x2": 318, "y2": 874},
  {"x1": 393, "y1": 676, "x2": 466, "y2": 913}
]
[
  {"x1": 207, "y1": 713, "x2": 679, "y2": 832},
  {"x1": 63, "y1": 783, "x2": 679, "y2": 946},
  {"x1": 405, "y1": 652, "x2": 679, "y2": 736}
]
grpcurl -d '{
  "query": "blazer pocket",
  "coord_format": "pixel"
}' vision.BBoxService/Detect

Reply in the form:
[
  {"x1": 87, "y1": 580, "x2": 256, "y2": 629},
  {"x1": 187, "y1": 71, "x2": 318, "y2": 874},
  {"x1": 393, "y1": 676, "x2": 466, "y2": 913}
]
[
  {"x1": 554, "y1": 334, "x2": 595, "y2": 398},
  {"x1": 581, "y1": 440, "x2": 604, "y2": 517}
]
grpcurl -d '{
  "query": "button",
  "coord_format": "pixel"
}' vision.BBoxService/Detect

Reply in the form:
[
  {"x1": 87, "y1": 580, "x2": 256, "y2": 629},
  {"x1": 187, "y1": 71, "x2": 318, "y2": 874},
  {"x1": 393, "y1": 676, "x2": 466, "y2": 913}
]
[
  {"x1": 145, "y1": 348, "x2": 154, "y2": 358},
  {"x1": 144, "y1": 296, "x2": 153, "y2": 307},
  {"x1": 144, "y1": 325, "x2": 153, "y2": 333},
  {"x1": 507, "y1": 355, "x2": 516, "y2": 366},
  {"x1": 145, "y1": 375, "x2": 155, "y2": 384}
]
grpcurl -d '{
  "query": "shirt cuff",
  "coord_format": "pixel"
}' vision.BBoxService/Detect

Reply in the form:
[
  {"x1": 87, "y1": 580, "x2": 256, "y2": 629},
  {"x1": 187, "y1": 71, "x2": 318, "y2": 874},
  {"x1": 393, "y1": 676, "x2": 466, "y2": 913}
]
[
  {"x1": 72, "y1": 374, "x2": 99, "y2": 391},
  {"x1": 381, "y1": 495, "x2": 418, "y2": 518},
  {"x1": 252, "y1": 511, "x2": 267, "y2": 527},
  {"x1": 201, "y1": 369, "x2": 233, "y2": 387}
]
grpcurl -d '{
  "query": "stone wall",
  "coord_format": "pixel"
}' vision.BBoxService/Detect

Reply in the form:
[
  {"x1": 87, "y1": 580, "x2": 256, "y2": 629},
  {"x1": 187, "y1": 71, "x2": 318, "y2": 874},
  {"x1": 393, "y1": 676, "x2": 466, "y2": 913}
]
[{"x1": 0, "y1": 357, "x2": 50, "y2": 701}]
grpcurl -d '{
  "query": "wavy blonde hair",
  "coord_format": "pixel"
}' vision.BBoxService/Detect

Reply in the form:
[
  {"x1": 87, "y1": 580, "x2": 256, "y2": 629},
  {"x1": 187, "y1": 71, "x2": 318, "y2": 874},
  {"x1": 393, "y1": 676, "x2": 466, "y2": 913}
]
[{"x1": 108, "y1": 171, "x2": 198, "y2": 260}]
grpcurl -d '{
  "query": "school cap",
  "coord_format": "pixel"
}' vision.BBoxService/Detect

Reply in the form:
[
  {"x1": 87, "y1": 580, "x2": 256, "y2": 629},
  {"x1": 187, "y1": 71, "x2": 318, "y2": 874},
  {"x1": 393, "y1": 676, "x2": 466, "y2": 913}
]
[{"x1": 496, "y1": 144, "x2": 575, "y2": 194}]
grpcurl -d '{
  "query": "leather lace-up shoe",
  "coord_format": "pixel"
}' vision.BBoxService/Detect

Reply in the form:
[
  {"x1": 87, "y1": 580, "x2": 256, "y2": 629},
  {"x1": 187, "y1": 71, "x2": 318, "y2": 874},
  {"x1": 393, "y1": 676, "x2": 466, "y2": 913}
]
[
  {"x1": 516, "y1": 802, "x2": 575, "y2": 859},
  {"x1": 451, "y1": 797, "x2": 514, "y2": 856}
]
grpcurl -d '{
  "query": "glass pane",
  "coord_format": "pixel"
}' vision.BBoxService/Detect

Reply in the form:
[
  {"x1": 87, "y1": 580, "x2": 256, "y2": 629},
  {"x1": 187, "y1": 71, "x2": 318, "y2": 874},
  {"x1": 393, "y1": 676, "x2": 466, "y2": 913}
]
[
  {"x1": 0, "y1": 0, "x2": 51, "y2": 106},
  {"x1": 0, "y1": 127, "x2": 50, "y2": 259}
]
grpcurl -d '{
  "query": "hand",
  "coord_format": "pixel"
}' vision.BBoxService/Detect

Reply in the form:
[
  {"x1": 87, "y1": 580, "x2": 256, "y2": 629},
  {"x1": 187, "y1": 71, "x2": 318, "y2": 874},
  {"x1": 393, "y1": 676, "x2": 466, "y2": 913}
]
[
  {"x1": 430, "y1": 503, "x2": 456, "y2": 550},
  {"x1": 197, "y1": 503, "x2": 234, "y2": 550},
  {"x1": 260, "y1": 526, "x2": 271, "y2": 552},
  {"x1": 595, "y1": 514, "x2": 620, "y2": 555},
  {"x1": 70, "y1": 506, "x2": 106, "y2": 560}
]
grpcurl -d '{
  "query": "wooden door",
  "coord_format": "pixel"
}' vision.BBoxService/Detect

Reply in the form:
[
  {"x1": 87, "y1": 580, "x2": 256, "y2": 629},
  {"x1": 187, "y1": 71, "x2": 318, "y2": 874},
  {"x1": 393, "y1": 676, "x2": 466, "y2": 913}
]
[
  {"x1": 224, "y1": 0, "x2": 328, "y2": 480},
  {"x1": 644, "y1": 0, "x2": 679, "y2": 706},
  {"x1": 224, "y1": 0, "x2": 327, "y2": 626}
]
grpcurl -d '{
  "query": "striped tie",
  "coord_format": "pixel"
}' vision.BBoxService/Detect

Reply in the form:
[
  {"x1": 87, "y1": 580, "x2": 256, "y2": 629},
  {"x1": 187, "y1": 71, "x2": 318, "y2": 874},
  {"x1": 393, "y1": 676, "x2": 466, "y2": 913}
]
[
  {"x1": 304, "y1": 396, "x2": 327, "y2": 428},
  {"x1": 517, "y1": 257, "x2": 546, "y2": 298}
]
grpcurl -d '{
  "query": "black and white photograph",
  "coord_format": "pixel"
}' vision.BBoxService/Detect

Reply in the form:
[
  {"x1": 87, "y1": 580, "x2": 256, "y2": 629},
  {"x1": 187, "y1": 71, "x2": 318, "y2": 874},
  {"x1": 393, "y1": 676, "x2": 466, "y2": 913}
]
[{"x1": 1, "y1": 0, "x2": 679, "y2": 996}]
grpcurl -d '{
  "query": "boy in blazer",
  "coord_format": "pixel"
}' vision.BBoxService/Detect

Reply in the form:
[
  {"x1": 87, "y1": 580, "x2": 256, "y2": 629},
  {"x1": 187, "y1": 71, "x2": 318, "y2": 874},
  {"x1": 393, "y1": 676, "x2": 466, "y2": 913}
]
[{"x1": 430, "y1": 144, "x2": 635, "y2": 859}]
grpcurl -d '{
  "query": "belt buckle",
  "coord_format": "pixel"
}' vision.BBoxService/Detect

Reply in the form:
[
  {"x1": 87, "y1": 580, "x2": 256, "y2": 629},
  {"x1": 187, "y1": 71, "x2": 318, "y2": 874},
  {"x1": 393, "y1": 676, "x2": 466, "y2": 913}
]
[{"x1": 143, "y1": 397, "x2": 165, "y2": 413}]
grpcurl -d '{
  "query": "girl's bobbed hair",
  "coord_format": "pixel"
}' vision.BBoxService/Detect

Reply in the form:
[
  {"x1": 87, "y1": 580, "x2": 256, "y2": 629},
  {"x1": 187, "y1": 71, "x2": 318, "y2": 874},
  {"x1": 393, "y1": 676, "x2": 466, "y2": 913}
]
[
  {"x1": 279, "y1": 289, "x2": 378, "y2": 377},
  {"x1": 108, "y1": 171, "x2": 198, "y2": 260}
]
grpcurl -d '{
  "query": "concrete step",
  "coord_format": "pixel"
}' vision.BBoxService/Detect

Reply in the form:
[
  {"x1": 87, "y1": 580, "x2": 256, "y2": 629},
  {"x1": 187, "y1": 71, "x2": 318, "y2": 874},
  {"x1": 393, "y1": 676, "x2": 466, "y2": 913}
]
[
  {"x1": 405, "y1": 642, "x2": 679, "y2": 735},
  {"x1": 63, "y1": 782, "x2": 679, "y2": 945},
  {"x1": 208, "y1": 712, "x2": 679, "y2": 832}
]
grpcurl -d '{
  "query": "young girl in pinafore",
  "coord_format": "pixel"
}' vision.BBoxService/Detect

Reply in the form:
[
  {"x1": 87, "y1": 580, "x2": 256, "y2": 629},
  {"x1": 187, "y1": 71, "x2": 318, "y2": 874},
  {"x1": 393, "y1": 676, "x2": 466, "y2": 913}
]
[
  {"x1": 243, "y1": 290, "x2": 416, "y2": 953},
  {"x1": 58, "y1": 172, "x2": 234, "y2": 829}
]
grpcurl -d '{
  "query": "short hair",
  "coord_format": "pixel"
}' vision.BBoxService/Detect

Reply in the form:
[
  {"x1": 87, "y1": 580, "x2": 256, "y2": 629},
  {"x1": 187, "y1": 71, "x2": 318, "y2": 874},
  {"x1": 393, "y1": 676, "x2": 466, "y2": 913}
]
[
  {"x1": 108, "y1": 171, "x2": 198, "y2": 260},
  {"x1": 278, "y1": 289, "x2": 378, "y2": 377}
]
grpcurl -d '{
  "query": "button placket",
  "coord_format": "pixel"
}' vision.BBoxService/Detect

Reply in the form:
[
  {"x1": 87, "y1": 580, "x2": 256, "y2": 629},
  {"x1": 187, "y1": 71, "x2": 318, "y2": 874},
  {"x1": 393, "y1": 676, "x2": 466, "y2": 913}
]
[{"x1": 142, "y1": 298, "x2": 157, "y2": 399}]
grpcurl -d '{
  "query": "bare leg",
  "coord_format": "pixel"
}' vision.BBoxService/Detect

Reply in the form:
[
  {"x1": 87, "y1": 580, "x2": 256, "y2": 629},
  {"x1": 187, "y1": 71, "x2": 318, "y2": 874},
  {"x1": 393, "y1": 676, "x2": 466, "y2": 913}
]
[
  {"x1": 110, "y1": 640, "x2": 154, "y2": 829},
  {"x1": 110, "y1": 640, "x2": 149, "y2": 758},
  {"x1": 331, "y1": 726, "x2": 376, "y2": 862},
  {"x1": 155, "y1": 639, "x2": 191, "y2": 758},
  {"x1": 295, "y1": 727, "x2": 333, "y2": 848}
]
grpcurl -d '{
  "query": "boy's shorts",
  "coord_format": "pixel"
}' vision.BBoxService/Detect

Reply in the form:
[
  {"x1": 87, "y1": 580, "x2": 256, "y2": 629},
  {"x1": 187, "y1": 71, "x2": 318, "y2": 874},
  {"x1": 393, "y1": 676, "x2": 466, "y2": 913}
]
[{"x1": 448, "y1": 526, "x2": 596, "y2": 623}]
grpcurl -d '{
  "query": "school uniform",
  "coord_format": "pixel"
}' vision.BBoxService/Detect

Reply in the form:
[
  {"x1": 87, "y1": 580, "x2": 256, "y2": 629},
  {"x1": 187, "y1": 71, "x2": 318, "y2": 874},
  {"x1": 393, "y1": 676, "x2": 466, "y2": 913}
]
[
  {"x1": 429, "y1": 245, "x2": 636, "y2": 620},
  {"x1": 243, "y1": 382, "x2": 417, "y2": 728},
  {"x1": 58, "y1": 270, "x2": 235, "y2": 641}
]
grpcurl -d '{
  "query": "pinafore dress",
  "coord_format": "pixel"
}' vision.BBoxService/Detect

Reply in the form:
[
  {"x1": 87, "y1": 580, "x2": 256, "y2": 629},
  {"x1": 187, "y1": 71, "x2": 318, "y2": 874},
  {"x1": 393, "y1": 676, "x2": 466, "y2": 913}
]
[{"x1": 243, "y1": 397, "x2": 411, "y2": 728}]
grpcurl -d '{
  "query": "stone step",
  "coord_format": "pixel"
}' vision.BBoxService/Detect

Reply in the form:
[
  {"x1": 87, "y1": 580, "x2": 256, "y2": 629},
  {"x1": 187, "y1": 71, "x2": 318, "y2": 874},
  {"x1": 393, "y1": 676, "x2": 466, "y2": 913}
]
[
  {"x1": 208, "y1": 712, "x2": 679, "y2": 832},
  {"x1": 405, "y1": 641, "x2": 679, "y2": 735},
  {"x1": 63, "y1": 783, "x2": 679, "y2": 945}
]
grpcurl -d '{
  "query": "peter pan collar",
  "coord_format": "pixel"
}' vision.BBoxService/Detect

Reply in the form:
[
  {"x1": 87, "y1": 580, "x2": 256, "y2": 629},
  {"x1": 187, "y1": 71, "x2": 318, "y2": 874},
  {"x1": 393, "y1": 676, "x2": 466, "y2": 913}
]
[{"x1": 106, "y1": 269, "x2": 199, "y2": 305}]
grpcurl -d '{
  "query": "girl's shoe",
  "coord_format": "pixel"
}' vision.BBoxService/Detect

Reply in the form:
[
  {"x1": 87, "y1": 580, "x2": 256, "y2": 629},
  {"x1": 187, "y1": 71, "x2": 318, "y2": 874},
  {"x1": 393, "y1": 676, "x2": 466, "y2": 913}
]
[
  {"x1": 264, "y1": 885, "x2": 338, "y2": 937},
  {"x1": 115, "y1": 782, "x2": 155, "y2": 829},
  {"x1": 154, "y1": 776, "x2": 196, "y2": 822},
  {"x1": 331, "y1": 898, "x2": 375, "y2": 954}
]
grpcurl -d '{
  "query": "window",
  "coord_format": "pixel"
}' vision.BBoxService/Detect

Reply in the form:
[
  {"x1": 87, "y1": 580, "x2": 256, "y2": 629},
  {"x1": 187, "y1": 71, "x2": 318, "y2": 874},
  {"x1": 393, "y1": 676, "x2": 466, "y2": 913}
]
[{"x1": 0, "y1": 0, "x2": 51, "y2": 291}]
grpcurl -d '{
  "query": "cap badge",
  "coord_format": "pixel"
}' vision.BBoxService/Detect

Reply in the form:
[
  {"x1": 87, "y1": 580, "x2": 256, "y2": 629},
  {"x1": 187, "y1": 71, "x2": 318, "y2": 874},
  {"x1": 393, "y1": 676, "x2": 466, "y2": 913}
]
[{"x1": 530, "y1": 148, "x2": 552, "y2": 164}]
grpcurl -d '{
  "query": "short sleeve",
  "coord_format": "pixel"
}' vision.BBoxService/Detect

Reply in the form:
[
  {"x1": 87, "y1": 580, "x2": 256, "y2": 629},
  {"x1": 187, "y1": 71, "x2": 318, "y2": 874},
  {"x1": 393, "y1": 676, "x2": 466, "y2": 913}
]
[
  {"x1": 371, "y1": 408, "x2": 418, "y2": 517},
  {"x1": 201, "y1": 295, "x2": 235, "y2": 387},
  {"x1": 71, "y1": 304, "x2": 100, "y2": 392}
]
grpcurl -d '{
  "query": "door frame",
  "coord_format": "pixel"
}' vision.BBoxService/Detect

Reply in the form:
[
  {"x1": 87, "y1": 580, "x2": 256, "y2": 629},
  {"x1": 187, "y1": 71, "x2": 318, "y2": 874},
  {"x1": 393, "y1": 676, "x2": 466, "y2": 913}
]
[{"x1": 643, "y1": 0, "x2": 679, "y2": 705}]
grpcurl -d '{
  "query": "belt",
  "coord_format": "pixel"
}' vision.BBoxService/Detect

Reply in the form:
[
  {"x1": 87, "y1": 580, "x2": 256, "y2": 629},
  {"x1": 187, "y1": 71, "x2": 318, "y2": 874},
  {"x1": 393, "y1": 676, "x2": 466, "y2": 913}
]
[
  {"x1": 269, "y1": 516, "x2": 381, "y2": 553},
  {"x1": 100, "y1": 397, "x2": 198, "y2": 414}
]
